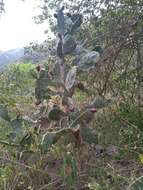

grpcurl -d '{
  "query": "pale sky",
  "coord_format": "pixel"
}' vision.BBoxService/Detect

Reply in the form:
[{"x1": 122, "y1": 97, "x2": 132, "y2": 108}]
[{"x1": 0, "y1": 0, "x2": 49, "y2": 51}]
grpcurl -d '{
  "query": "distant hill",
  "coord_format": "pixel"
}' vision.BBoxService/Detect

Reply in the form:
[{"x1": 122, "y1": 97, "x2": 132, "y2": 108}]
[
  {"x1": 0, "y1": 47, "x2": 49, "y2": 70},
  {"x1": 22, "y1": 49, "x2": 49, "y2": 64},
  {"x1": 0, "y1": 48, "x2": 24, "y2": 70}
]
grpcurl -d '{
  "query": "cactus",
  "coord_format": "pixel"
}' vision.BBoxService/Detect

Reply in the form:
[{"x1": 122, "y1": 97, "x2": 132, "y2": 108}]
[
  {"x1": 65, "y1": 66, "x2": 77, "y2": 91},
  {"x1": 90, "y1": 96, "x2": 111, "y2": 109},
  {"x1": 0, "y1": 104, "x2": 11, "y2": 121},
  {"x1": 63, "y1": 34, "x2": 76, "y2": 55},
  {"x1": 78, "y1": 51, "x2": 100, "y2": 71},
  {"x1": 34, "y1": 7, "x2": 108, "y2": 154}
]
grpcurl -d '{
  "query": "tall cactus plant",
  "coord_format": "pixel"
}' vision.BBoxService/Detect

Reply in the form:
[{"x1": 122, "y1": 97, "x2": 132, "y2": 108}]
[{"x1": 34, "y1": 6, "x2": 110, "y2": 151}]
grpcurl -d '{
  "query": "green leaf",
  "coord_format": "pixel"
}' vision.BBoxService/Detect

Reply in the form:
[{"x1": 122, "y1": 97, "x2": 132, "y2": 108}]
[
  {"x1": 0, "y1": 104, "x2": 11, "y2": 122},
  {"x1": 52, "y1": 63, "x2": 61, "y2": 78},
  {"x1": 129, "y1": 176, "x2": 143, "y2": 190},
  {"x1": 65, "y1": 66, "x2": 77, "y2": 91},
  {"x1": 91, "y1": 96, "x2": 111, "y2": 109},
  {"x1": 61, "y1": 152, "x2": 77, "y2": 188},
  {"x1": 71, "y1": 14, "x2": 83, "y2": 33},
  {"x1": 63, "y1": 34, "x2": 76, "y2": 55},
  {"x1": 30, "y1": 69, "x2": 38, "y2": 79},
  {"x1": 64, "y1": 16, "x2": 73, "y2": 32},
  {"x1": 41, "y1": 128, "x2": 72, "y2": 153},
  {"x1": 20, "y1": 133, "x2": 34, "y2": 147},
  {"x1": 56, "y1": 7, "x2": 65, "y2": 35},
  {"x1": 35, "y1": 69, "x2": 52, "y2": 100},
  {"x1": 79, "y1": 51, "x2": 100, "y2": 71},
  {"x1": 48, "y1": 107, "x2": 65, "y2": 121},
  {"x1": 10, "y1": 118, "x2": 24, "y2": 134},
  {"x1": 51, "y1": 63, "x2": 63, "y2": 86},
  {"x1": 41, "y1": 132, "x2": 56, "y2": 153},
  {"x1": 7, "y1": 132, "x2": 17, "y2": 141},
  {"x1": 81, "y1": 126, "x2": 98, "y2": 144}
]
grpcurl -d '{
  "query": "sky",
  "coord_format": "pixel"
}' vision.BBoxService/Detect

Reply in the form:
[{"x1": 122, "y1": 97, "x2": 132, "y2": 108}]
[{"x1": 0, "y1": 0, "x2": 49, "y2": 51}]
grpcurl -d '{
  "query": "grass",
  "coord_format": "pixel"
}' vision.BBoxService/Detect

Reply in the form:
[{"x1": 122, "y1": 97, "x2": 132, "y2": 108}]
[{"x1": 0, "y1": 62, "x2": 143, "y2": 190}]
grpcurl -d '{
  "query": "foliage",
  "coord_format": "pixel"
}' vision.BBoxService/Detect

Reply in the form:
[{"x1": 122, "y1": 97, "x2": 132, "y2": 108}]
[
  {"x1": 129, "y1": 176, "x2": 143, "y2": 190},
  {"x1": 0, "y1": 0, "x2": 143, "y2": 189},
  {"x1": 117, "y1": 101, "x2": 143, "y2": 130},
  {"x1": 0, "y1": 104, "x2": 10, "y2": 121},
  {"x1": 61, "y1": 152, "x2": 77, "y2": 189}
]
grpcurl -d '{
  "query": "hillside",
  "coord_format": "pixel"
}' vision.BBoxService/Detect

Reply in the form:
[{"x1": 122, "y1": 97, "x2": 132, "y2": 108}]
[{"x1": 0, "y1": 48, "x2": 24, "y2": 69}]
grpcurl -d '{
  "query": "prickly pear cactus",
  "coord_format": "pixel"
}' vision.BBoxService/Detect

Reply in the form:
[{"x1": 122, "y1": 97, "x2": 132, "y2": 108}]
[
  {"x1": 0, "y1": 104, "x2": 11, "y2": 121},
  {"x1": 35, "y1": 69, "x2": 51, "y2": 101},
  {"x1": 65, "y1": 66, "x2": 77, "y2": 91},
  {"x1": 48, "y1": 106, "x2": 65, "y2": 121},
  {"x1": 63, "y1": 34, "x2": 76, "y2": 54},
  {"x1": 78, "y1": 51, "x2": 100, "y2": 71},
  {"x1": 91, "y1": 96, "x2": 111, "y2": 109},
  {"x1": 34, "y1": 7, "x2": 105, "y2": 155}
]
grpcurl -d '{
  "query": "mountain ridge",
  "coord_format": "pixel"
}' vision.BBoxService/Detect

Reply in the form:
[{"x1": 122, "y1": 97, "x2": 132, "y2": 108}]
[{"x1": 0, "y1": 48, "x2": 24, "y2": 70}]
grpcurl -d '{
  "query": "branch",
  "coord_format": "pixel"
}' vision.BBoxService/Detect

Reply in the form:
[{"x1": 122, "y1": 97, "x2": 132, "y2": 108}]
[{"x1": 0, "y1": 140, "x2": 20, "y2": 147}]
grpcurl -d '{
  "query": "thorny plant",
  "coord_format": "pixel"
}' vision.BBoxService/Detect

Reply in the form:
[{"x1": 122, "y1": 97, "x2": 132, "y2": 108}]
[{"x1": 0, "y1": 5, "x2": 142, "y2": 190}]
